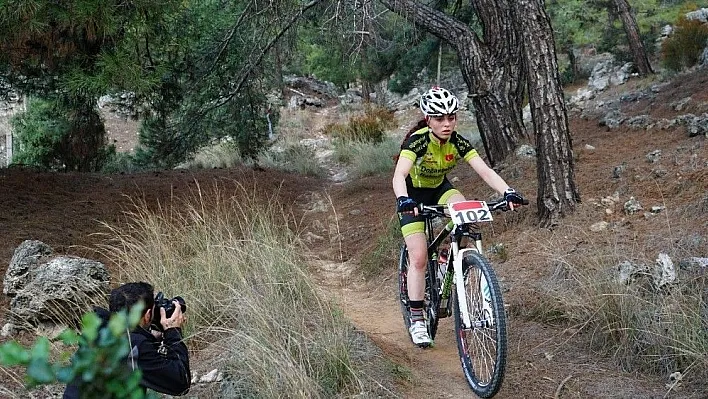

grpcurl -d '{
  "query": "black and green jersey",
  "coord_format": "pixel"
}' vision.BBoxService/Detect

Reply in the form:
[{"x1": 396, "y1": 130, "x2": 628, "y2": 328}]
[{"x1": 399, "y1": 127, "x2": 479, "y2": 188}]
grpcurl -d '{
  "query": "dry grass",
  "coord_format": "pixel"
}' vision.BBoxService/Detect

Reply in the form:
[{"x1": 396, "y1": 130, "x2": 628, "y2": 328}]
[
  {"x1": 96, "y1": 181, "x2": 395, "y2": 398},
  {"x1": 519, "y1": 190, "x2": 707, "y2": 383},
  {"x1": 325, "y1": 104, "x2": 397, "y2": 143}
]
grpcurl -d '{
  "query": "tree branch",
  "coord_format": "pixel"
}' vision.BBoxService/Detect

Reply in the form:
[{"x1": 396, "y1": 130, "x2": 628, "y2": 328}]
[{"x1": 193, "y1": 0, "x2": 324, "y2": 118}]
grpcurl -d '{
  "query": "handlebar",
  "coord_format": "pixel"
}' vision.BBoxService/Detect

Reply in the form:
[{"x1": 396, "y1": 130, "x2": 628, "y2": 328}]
[{"x1": 414, "y1": 198, "x2": 529, "y2": 219}]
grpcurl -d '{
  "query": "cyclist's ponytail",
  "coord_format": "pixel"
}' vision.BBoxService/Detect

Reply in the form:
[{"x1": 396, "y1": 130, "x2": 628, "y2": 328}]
[{"x1": 393, "y1": 119, "x2": 428, "y2": 163}]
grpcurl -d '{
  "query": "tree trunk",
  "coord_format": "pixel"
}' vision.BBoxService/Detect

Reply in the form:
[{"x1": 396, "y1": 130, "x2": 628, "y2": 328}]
[
  {"x1": 513, "y1": 0, "x2": 580, "y2": 227},
  {"x1": 378, "y1": 0, "x2": 527, "y2": 166},
  {"x1": 614, "y1": 0, "x2": 654, "y2": 76}
]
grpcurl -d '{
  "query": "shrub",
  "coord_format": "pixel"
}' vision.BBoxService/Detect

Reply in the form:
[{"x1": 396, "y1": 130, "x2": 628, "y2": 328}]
[
  {"x1": 661, "y1": 16, "x2": 708, "y2": 72},
  {"x1": 178, "y1": 141, "x2": 244, "y2": 170},
  {"x1": 11, "y1": 96, "x2": 113, "y2": 171},
  {"x1": 528, "y1": 257, "x2": 707, "y2": 380},
  {"x1": 333, "y1": 136, "x2": 399, "y2": 178},
  {"x1": 325, "y1": 105, "x2": 396, "y2": 143},
  {"x1": 101, "y1": 151, "x2": 143, "y2": 174},
  {"x1": 0, "y1": 306, "x2": 155, "y2": 398},
  {"x1": 11, "y1": 97, "x2": 70, "y2": 170},
  {"x1": 258, "y1": 143, "x2": 327, "y2": 177}
]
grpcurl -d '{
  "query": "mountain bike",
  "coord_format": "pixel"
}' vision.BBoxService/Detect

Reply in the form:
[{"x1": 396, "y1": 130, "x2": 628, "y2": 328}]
[{"x1": 398, "y1": 197, "x2": 526, "y2": 398}]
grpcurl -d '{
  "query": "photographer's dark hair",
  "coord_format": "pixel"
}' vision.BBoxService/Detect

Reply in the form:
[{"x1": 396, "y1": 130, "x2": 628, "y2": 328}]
[{"x1": 109, "y1": 282, "x2": 155, "y2": 315}]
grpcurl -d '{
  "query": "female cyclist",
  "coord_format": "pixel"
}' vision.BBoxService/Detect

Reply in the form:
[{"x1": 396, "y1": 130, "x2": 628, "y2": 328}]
[{"x1": 392, "y1": 87, "x2": 526, "y2": 347}]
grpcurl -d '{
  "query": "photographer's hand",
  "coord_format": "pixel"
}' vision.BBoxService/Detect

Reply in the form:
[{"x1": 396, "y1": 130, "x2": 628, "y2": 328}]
[{"x1": 160, "y1": 301, "x2": 186, "y2": 331}]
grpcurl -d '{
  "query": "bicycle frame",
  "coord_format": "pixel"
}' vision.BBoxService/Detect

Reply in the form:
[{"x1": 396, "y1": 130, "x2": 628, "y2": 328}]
[{"x1": 425, "y1": 210, "x2": 485, "y2": 330}]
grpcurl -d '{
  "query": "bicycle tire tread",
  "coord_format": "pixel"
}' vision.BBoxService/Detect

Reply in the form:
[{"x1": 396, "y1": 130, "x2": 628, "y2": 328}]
[{"x1": 454, "y1": 252, "x2": 507, "y2": 398}]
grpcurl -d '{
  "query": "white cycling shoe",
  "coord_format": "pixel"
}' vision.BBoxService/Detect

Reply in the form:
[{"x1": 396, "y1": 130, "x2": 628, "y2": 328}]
[{"x1": 409, "y1": 320, "x2": 432, "y2": 347}]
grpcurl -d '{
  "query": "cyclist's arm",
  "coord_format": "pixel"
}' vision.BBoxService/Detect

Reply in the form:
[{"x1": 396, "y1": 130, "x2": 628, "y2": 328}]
[
  {"x1": 467, "y1": 156, "x2": 511, "y2": 195},
  {"x1": 393, "y1": 157, "x2": 414, "y2": 198}
]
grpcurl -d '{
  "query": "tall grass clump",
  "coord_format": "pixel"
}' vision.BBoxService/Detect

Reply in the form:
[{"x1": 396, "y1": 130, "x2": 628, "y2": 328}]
[
  {"x1": 324, "y1": 105, "x2": 396, "y2": 144},
  {"x1": 179, "y1": 141, "x2": 244, "y2": 170},
  {"x1": 258, "y1": 143, "x2": 327, "y2": 178},
  {"x1": 527, "y1": 237, "x2": 707, "y2": 383},
  {"x1": 98, "y1": 182, "x2": 393, "y2": 397},
  {"x1": 333, "y1": 136, "x2": 399, "y2": 178}
]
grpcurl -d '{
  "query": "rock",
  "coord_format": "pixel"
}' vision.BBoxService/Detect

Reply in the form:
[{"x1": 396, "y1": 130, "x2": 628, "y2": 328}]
[
  {"x1": 678, "y1": 257, "x2": 708, "y2": 271},
  {"x1": 600, "y1": 110, "x2": 625, "y2": 129},
  {"x1": 199, "y1": 368, "x2": 223, "y2": 383},
  {"x1": 624, "y1": 197, "x2": 643, "y2": 214},
  {"x1": 626, "y1": 115, "x2": 652, "y2": 129},
  {"x1": 645, "y1": 150, "x2": 661, "y2": 163},
  {"x1": 3, "y1": 240, "x2": 110, "y2": 328},
  {"x1": 654, "y1": 253, "x2": 676, "y2": 289},
  {"x1": 1, "y1": 323, "x2": 16, "y2": 337},
  {"x1": 612, "y1": 163, "x2": 626, "y2": 178},
  {"x1": 3, "y1": 240, "x2": 53, "y2": 296},
  {"x1": 617, "y1": 260, "x2": 648, "y2": 285},
  {"x1": 685, "y1": 8, "x2": 708, "y2": 23},
  {"x1": 686, "y1": 113, "x2": 708, "y2": 137},
  {"x1": 672, "y1": 97, "x2": 691, "y2": 112},
  {"x1": 651, "y1": 167, "x2": 668, "y2": 178}
]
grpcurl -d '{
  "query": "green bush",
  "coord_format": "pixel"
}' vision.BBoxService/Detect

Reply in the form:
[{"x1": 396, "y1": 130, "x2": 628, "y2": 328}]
[
  {"x1": 11, "y1": 96, "x2": 113, "y2": 172},
  {"x1": 11, "y1": 98, "x2": 70, "y2": 170},
  {"x1": 101, "y1": 151, "x2": 143, "y2": 174},
  {"x1": 0, "y1": 306, "x2": 155, "y2": 398},
  {"x1": 661, "y1": 16, "x2": 708, "y2": 72}
]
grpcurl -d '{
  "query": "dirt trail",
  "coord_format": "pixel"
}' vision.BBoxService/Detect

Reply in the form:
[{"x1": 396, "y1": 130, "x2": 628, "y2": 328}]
[{"x1": 317, "y1": 269, "x2": 475, "y2": 398}]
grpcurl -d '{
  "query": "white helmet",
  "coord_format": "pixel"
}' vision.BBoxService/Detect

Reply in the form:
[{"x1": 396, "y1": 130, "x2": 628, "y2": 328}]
[{"x1": 419, "y1": 87, "x2": 459, "y2": 116}]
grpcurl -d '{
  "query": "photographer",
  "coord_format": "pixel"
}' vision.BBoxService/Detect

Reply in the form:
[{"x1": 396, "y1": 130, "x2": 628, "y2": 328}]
[{"x1": 63, "y1": 282, "x2": 191, "y2": 397}]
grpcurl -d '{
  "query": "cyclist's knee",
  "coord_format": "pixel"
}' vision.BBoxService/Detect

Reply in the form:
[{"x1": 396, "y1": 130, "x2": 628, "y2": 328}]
[
  {"x1": 444, "y1": 192, "x2": 465, "y2": 204},
  {"x1": 407, "y1": 245, "x2": 427, "y2": 270}
]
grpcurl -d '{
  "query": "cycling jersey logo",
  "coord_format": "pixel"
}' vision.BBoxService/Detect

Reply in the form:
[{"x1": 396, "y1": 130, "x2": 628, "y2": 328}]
[{"x1": 445, "y1": 154, "x2": 454, "y2": 162}]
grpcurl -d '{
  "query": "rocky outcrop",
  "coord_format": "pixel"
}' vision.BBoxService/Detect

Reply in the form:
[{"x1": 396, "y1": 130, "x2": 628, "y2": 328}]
[{"x1": 2, "y1": 240, "x2": 110, "y2": 332}]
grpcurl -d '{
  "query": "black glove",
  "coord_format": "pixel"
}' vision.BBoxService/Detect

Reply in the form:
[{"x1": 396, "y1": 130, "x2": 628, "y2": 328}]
[
  {"x1": 396, "y1": 196, "x2": 417, "y2": 213},
  {"x1": 503, "y1": 188, "x2": 525, "y2": 205}
]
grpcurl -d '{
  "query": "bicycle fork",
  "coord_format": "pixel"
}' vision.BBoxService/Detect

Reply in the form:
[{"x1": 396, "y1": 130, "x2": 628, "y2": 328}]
[{"x1": 452, "y1": 239, "x2": 493, "y2": 330}]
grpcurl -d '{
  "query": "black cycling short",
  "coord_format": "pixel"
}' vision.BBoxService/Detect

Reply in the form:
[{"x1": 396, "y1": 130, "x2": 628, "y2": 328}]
[{"x1": 398, "y1": 177, "x2": 460, "y2": 237}]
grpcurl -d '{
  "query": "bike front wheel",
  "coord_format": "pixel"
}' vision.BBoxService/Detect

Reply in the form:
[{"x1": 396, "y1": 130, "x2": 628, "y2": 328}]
[{"x1": 453, "y1": 251, "x2": 507, "y2": 398}]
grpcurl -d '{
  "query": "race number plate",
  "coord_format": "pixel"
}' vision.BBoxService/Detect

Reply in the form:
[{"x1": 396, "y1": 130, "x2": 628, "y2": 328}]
[{"x1": 448, "y1": 200, "x2": 493, "y2": 224}]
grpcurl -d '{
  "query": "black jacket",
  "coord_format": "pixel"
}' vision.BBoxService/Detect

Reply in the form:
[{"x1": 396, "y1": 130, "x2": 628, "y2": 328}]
[{"x1": 63, "y1": 309, "x2": 191, "y2": 398}]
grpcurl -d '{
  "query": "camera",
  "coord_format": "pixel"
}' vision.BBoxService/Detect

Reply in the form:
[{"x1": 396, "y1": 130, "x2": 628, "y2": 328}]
[{"x1": 151, "y1": 291, "x2": 186, "y2": 331}]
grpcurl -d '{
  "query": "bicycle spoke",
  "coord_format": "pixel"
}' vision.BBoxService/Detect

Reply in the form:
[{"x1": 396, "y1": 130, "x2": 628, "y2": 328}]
[
  {"x1": 460, "y1": 274, "x2": 498, "y2": 385},
  {"x1": 454, "y1": 252, "x2": 507, "y2": 397}
]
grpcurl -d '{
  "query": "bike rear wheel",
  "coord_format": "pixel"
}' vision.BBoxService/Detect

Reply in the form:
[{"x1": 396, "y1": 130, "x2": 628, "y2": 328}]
[
  {"x1": 453, "y1": 251, "x2": 507, "y2": 398},
  {"x1": 425, "y1": 257, "x2": 440, "y2": 340},
  {"x1": 398, "y1": 244, "x2": 440, "y2": 344}
]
